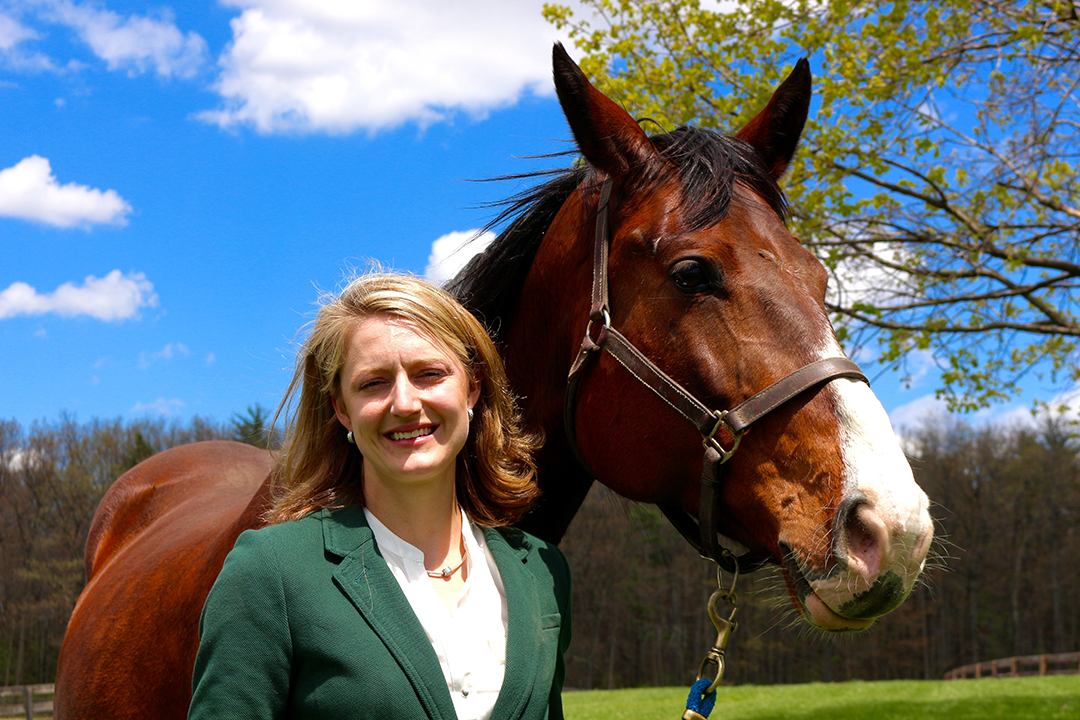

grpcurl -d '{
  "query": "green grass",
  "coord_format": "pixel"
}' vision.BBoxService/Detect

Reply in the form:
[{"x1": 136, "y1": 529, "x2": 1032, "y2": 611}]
[{"x1": 564, "y1": 675, "x2": 1080, "y2": 720}]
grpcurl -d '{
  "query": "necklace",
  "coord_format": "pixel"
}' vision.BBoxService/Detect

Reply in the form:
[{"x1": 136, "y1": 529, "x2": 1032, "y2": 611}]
[{"x1": 426, "y1": 547, "x2": 468, "y2": 580}]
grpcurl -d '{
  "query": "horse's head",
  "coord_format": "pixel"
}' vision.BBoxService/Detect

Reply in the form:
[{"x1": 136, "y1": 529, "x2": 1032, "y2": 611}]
[{"x1": 543, "y1": 45, "x2": 933, "y2": 631}]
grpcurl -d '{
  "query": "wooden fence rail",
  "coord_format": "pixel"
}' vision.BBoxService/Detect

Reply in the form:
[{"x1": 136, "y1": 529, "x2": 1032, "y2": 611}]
[
  {"x1": 0, "y1": 684, "x2": 53, "y2": 719},
  {"x1": 944, "y1": 651, "x2": 1080, "y2": 679}
]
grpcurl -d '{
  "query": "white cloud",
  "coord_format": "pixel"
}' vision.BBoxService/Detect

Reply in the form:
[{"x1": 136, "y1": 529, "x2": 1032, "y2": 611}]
[
  {"x1": 0, "y1": 12, "x2": 37, "y2": 51},
  {"x1": 889, "y1": 393, "x2": 949, "y2": 432},
  {"x1": 200, "y1": 0, "x2": 570, "y2": 134},
  {"x1": 890, "y1": 392, "x2": 1053, "y2": 434},
  {"x1": 0, "y1": 10, "x2": 62, "y2": 72},
  {"x1": 0, "y1": 270, "x2": 157, "y2": 321},
  {"x1": 131, "y1": 397, "x2": 186, "y2": 416},
  {"x1": 424, "y1": 229, "x2": 496, "y2": 286},
  {"x1": 0, "y1": 155, "x2": 132, "y2": 227},
  {"x1": 1, "y1": 447, "x2": 43, "y2": 472},
  {"x1": 7, "y1": 2, "x2": 583, "y2": 135},
  {"x1": 42, "y1": 0, "x2": 208, "y2": 78},
  {"x1": 827, "y1": 241, "x2": 913, "y2": 310},
  {"x1": 138, "y1": 342, "x2": 191, "y2": 370}
]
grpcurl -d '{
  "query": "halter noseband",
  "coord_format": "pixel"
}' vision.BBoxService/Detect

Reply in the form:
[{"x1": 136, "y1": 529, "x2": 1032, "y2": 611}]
[{"x1": 564, "y1": 178, "x2": 869, "y2": 573}]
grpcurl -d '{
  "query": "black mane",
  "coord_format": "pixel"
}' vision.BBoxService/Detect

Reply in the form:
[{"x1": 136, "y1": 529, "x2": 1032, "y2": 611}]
[{"x1": 447, "y1": 126, "x2": 787, "y2": 338}]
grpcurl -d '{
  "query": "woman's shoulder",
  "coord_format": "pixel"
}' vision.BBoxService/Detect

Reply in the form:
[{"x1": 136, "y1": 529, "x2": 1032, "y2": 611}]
[
  {"x1": 244, "y1": 507, "x2": 328, "y2": 540},
  {"x1": 488, "y1": 525, "x2": 557, "y2": 553},
  {"x1": 234, "y1": 506, "x2": 362, "y2": 558},
  {"x1": 487, "y1": 526, "x2": 570, "y2": 577},
  {"x1": 220, "y1": 506, "x2": 367, "y2": 586}
]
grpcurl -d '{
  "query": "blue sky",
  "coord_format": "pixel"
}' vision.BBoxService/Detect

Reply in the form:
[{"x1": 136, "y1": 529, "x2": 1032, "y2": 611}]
[{"x1": 0, "y1": 0, "x2": 1065, "y2": 433}]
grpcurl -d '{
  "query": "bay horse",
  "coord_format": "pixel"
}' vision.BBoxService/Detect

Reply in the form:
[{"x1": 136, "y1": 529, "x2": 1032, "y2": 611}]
[{"x1": 55, "y1": 45, "x2": 932, "y2": 718}]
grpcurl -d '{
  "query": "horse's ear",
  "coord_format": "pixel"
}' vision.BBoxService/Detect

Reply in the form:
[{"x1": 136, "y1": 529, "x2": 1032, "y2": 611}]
[
  {"x1": 552, "y1": 43, "x2": 655, "y2": 180},
  {"x1": 736, "y1": 58, "x2": 812, "y2": 180}
]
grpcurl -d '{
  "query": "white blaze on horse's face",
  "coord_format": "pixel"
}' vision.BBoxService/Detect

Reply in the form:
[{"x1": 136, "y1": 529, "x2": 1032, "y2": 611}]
[{"x1": 788, "y1": 339, "x2": 934, "y2": 631}]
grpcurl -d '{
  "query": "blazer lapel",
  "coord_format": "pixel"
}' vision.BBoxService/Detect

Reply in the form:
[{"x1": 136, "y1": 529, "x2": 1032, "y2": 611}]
[
  {"x1": 486, "y1": 528, "x2": 541, "y2": 720},
  {"x1": 323, "y1": 508, "x2": 456, "y2": 720}
]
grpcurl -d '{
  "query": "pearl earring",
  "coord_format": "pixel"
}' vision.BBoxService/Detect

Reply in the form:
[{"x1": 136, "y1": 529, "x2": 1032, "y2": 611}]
[
  {"x1": 467, "y1": 407, "x2": 474, "y2": 422},
  {"x1": 346, "y1": 430, "x2": 355, "y2": 444}
]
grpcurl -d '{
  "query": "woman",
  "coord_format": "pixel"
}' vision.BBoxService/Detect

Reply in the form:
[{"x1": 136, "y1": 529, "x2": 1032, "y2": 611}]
[{"x1": 188, "y1": 273, "x2": 570, "y2": 720}]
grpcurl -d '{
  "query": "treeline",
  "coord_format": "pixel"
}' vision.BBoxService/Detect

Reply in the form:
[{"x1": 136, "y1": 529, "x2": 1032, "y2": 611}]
[
  {"x1": 0, "y1": 409, "x2": 269, "y2": 687},
  {"x1": 1, "y1": 412, "x2": 1077, "y2": 688},
  {"x1": 557, "y1": 413, "x2": 1080, "y2": 687}
]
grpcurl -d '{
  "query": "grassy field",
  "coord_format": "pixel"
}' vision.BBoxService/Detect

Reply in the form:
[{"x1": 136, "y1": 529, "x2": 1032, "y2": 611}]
[{"x1": 564, "y1": 675, "x2": 1080, "y2": 720}]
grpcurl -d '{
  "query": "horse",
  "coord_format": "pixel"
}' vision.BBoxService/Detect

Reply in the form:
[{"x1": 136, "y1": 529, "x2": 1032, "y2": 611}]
[{"x1": 54, "y1": 45, "x2": 933, "y2": 718}]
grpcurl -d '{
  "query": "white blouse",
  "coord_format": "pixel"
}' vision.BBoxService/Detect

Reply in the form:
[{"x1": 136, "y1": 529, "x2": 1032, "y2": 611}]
[{"x1": 364, "y1": 508, "x2": 508, "y2": 720}]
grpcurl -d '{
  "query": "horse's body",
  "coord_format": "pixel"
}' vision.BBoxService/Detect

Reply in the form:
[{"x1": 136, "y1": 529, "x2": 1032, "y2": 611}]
[
  {"x1": 56, "y1": 442, "x2": 273, "y2": 715},
  {"x1": 55, "y1": 46, "x2": 932, "y2": 718}
]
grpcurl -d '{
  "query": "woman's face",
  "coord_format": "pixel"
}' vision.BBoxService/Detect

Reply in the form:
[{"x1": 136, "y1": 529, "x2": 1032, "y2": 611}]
[{"x1": 332, "y1": 314, "x2": 480, "y2": 497}]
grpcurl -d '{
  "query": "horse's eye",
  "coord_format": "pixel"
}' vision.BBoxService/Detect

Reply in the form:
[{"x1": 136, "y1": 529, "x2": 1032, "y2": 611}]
[{"x1": 670, "y1": 259, "x2": 711, "y2": 294}]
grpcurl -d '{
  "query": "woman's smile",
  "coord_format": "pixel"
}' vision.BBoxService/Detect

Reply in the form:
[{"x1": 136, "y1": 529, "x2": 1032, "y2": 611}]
[{"x1": 387, "y1": 426, "x2": 436, "y2": 442}]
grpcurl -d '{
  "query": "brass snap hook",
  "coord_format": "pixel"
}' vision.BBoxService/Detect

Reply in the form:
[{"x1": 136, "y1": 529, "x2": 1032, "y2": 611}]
[{"x1": 691, "y1": 560, "x2": 740, "y2": 696}]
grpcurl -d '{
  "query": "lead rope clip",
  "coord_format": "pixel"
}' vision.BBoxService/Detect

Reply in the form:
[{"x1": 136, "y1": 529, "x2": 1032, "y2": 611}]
[{"x1": 682, "y1": 558, "x2": 740, "y2": 720}]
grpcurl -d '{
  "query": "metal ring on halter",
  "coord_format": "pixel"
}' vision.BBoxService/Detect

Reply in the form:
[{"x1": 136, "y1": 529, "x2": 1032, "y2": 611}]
[
  {"x1": 584, "y1": 308, "x2": 612, "y2": 347},
  {"x1": 715, "y1": 558, "x2": 739, "y2": 598},
  {"x1": 703, "y1": 411, "x2": 743, "y2": 464}
]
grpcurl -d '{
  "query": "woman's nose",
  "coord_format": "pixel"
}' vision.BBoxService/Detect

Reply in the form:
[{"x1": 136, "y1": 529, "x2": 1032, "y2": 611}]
[{"x1": 390, "y1": 378, "x2": 422, "y2": 415}]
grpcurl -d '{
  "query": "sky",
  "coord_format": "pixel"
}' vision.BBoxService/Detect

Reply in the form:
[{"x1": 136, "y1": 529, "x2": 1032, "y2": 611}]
[{"x1": 0, "y1": 0, "x2": 1068, "y2": 435}]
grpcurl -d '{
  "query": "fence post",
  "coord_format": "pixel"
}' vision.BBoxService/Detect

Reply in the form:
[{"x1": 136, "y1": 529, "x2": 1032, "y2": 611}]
[{"x1": 24, "y1": 685, "x2": 32, "y2": 720}]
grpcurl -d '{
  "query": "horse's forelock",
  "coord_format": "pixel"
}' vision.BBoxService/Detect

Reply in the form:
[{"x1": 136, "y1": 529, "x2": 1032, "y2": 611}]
[{"x1": 649, "y1": 126, "x2": 789, "y2": 231}]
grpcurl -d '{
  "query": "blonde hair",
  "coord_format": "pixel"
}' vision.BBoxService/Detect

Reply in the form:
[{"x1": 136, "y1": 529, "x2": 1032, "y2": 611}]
[{"x1": 267, "y1": 272, "x2": 541, "y2": 526}]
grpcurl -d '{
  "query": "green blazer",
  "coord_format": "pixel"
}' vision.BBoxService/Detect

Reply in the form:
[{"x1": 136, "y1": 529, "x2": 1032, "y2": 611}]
[{"x1": 188, "y1": 506, "x2": 571, "y2": 719}]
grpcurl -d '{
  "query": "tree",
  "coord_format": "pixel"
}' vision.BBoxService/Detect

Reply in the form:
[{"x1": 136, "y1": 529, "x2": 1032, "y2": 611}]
[
  {"x1": 544, "y1": 0, "x2": 1080, "y2": 410},
  {"x1": 231, "y1": 404, "x2": 272, "y2": 449},
  {"x1": 0, "y1": 415, "x2": 232, "y2": 685}
]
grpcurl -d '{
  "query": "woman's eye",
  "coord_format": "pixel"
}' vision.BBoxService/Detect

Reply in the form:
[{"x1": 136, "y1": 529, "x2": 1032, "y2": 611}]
[{"x1": 670, "y1": 259, "x2": 711, "y2": 293}]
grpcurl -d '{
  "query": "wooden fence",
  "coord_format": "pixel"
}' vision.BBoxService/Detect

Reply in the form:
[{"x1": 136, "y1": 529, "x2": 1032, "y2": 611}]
[
  {"x1": 0, "y1": 684, "x2": 53, "y2": 719},
  {"x1": 944, "y1": 652, "x2": 1080, "y2": 679}
]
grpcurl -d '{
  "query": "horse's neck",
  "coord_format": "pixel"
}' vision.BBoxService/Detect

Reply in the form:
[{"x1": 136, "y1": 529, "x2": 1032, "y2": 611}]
[
  {"x1": 502, "y1": 198, "x2": 593, "y2": 429},
  {"x1": 516, "y1": 444, "x2": 594, "y2": 544},
  {"x1": 504, "y1": 307, "x2": 595, "y2": 544},
  {"x1": 504, "y1": 195, "x2": 597, "y2": 544}
]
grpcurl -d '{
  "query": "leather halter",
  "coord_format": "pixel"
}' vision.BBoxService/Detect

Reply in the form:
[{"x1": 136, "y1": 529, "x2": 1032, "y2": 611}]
[{"x1": 564, "y1": 178, "x2": 870, "y2": 573}]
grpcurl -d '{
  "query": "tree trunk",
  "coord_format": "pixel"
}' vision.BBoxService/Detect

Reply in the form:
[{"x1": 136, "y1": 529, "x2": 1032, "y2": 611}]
[
  {"x1": 14, "y1": 616, "x2": 25, "y2": 687},
  {"x1": 1010, "y1": 534, "x2": 1028, "y2": 655}
]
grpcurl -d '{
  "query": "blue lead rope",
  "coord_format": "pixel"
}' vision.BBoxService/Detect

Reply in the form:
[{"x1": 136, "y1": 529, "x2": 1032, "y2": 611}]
[{"x1": 684, "y1": 678, "x2": 717, "y2": 718}]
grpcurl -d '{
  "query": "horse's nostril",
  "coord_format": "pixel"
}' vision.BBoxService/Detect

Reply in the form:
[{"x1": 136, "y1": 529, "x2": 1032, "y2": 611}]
[
  {"x1": 837, "y1": 500, "x2": 887, "y2": 581},
  {"x1": 847, "y1": 508, "x2": 876, "y2": 557}
]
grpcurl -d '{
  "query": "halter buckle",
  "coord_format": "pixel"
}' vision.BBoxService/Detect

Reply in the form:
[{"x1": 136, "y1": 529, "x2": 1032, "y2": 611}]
[{"x1": 704, "y1": 411, "x2": 743, "y2": 463}]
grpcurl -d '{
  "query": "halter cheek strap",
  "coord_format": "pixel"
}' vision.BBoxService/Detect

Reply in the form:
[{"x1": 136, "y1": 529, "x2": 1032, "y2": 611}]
[{"x1": 564, "y1": 178, "x2": 869, "y2": 572}]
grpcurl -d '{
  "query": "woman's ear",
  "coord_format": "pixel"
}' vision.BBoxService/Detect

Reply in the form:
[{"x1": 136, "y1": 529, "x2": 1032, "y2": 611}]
[
  {"x1": 468, "y1": 374, "x2": 482, "y2": 411},
  {"x1": 330, "y1": 394, "x2": 351, "y2": 431}
]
